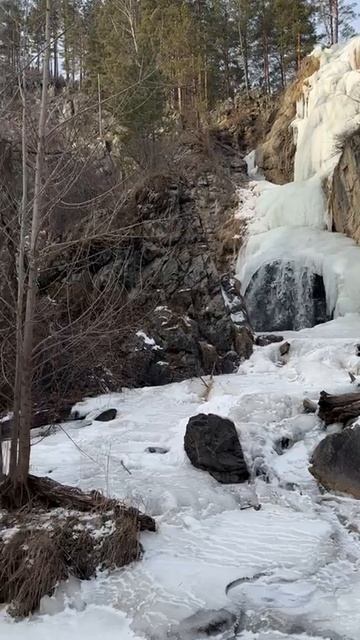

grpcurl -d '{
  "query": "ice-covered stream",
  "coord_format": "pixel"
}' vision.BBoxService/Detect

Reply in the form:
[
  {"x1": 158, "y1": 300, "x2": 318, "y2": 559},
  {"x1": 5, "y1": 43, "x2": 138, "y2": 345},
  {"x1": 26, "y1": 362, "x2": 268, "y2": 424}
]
[{"x1": 2, "y1": 316, "x2": 360, "y2": 639}]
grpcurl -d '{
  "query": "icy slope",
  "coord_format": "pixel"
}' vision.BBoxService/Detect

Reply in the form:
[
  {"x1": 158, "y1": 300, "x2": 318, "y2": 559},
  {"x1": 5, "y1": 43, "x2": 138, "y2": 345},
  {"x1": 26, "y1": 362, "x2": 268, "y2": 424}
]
[
  {"x1": 294, "y1": 38, "x2": 360, "y2": 181},
  {"x1": 238, "y1": 38, "x2": 360, "y2": 321},
  {"x1": 2, "y1": 317, "x2": 360, "y2": 639}
]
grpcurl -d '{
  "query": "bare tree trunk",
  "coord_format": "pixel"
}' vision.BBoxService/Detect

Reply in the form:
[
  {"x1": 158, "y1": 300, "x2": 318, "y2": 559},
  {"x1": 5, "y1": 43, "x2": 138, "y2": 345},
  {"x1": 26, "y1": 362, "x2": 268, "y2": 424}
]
[
  {"x1": 329, "y1": 0, "x2": 335, "y2": 44},
  {"x1": 279, "y1": 52, "x2": 285, "y2": 90},
  {"x1": 0, "y1": 425, "x2": 3, "y2": 478},
  {"x1": 332, "y1": 0, "x2": 339, "y2": 44},
  {"x1": 15, "y1": 0, "x2": 51, "y2": 486},
  {"x1": 297, "y1": 32, "x2": 302, "y2": 70},
  {"x1": 263, "y1": 34, "x2": 270, "y2": 94},
  {"x1": 53, "y1": 35, "x2": 58, "y2": 80},
  {"x1": 237, "y1": 14, "x2": 249, "y2": 96},
  {"x1": 177, "y1": 85, "x2": 182, "y2": 116},
  {"x1": 98, "y1": 74, "x2": 103, "y2": 139},
  {"x1": 10, "y1": 7, "x2": 29, "y2": 478}
]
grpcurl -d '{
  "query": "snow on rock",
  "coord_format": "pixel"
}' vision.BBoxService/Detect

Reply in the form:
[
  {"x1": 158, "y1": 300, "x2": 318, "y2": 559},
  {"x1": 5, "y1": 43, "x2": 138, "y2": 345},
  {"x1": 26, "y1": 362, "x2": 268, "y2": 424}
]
[
  {"x1": 294, "y1": 37, "x2": 360, "y2": 182},
  {"x1": 136, "y1": 331, "x2": 162, "y2": 350}
]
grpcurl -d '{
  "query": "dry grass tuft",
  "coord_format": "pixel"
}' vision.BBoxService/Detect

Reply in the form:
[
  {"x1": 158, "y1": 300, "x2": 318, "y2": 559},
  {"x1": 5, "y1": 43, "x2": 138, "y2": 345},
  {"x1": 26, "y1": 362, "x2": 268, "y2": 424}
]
[
  {"x1": 99, "y1": 515, "x2": 141, "y2": 570},
  {"x1": 0, "y1": 476, "x2": 155, "y2": 618}
]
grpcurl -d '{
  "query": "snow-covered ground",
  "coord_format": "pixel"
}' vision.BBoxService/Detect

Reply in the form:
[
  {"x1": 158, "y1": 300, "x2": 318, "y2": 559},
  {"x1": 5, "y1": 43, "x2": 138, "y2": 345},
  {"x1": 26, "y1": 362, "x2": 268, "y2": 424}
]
[
  {"x1": 2, "y1": 315, "x2": 360, "y2": 639},
  {"x1": 4, "y1": 37, "x2": 360, "y2": 640}
]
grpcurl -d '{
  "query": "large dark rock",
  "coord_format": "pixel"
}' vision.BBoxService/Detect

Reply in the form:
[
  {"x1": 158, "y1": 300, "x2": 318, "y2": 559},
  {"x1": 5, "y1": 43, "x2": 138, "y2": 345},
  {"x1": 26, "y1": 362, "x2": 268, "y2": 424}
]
[
  {"x1": 184, "y1": 413, "x2": 250, "y2": 484},
  {"x1": 309, "y1": 427, "x2": 360, "y2": 498}
]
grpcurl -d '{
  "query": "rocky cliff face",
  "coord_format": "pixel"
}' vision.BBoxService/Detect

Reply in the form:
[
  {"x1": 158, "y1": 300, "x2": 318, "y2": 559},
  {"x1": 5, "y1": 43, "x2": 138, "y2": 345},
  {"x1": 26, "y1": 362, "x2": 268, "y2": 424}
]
[
  {"x1": 329, "y1": 132, "x2": 360, "y2": 243},
  {"x1": 0, "y1": 124, "x2": 254, "y2": 416},
  {"x1": 121, "y1": 134, "x2": 253, "y2": 387}
]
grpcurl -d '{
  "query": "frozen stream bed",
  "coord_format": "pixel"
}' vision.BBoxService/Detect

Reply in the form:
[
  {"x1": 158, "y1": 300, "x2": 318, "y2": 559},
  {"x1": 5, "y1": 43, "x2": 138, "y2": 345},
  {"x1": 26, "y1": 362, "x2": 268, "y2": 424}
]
[{"x1": 2, "y1": 316, "x2": 360, "y2": 639}]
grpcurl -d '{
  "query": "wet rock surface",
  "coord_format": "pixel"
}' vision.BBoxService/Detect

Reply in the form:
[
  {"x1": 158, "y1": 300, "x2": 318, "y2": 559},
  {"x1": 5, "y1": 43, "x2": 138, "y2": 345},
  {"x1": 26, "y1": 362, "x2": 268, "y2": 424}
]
[{"x1": 245, "y1": 260, "x2": 329, "y2": 331}]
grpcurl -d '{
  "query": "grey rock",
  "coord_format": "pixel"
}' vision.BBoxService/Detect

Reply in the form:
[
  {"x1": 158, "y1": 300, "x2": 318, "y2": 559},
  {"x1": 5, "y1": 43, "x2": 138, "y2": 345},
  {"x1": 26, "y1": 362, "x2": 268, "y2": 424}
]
[
  {"x1": 309, "y1": 426, "x2": 360, "y2": 498},
  {"x1": 184, "y1": 413, "x2": 250, "y2": 484},
  {"x1": 279, "y1": 341, "x2": 291, "y2": 356},
  {"x1": 145, "y1": 446, "x2": 169, "y2": 454},
  {"x1": 303, "y1": 398, "x2": 317, "y2": 413}
]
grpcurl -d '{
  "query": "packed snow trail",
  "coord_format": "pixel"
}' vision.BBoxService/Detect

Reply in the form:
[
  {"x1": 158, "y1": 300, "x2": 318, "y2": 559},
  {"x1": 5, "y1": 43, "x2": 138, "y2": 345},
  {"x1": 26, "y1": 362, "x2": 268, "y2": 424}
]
[{"x1": 2, "y1": 316, "x2": 360, "y2": 639}]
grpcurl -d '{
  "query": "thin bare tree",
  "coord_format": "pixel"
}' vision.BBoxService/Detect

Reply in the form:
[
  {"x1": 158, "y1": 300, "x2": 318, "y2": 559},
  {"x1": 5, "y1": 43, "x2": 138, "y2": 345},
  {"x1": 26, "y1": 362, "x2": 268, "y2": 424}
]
[{"x1": 8, "y1": 0, "x2": 51, "y2": 494}]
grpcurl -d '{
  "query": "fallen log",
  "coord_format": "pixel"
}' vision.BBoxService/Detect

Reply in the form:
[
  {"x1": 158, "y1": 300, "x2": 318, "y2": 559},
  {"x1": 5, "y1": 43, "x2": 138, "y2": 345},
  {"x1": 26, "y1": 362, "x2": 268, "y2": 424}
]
[
  {"x1": 318, "y1": 390, "x2": 360, "y2": 426},
  {"x1": 0, "y1": 474, "x2": 156, "y2": 532},
  {"x1": 0, "y1": 404, "x2": 77, "y2": 442}
]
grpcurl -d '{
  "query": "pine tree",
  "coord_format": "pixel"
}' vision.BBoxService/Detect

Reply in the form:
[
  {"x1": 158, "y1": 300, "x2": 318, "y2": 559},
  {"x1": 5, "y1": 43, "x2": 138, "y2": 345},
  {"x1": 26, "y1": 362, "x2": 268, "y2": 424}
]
[
  {"x1": 0, "y1": 0, "x2": 22, "y2": 89},
  {"x1": 316, "y1": 0, "x2": 357, "y2": 44},
  {"x1": 85, "y1": 0, "x2": 164, "y2": 135},
  {"x1": 272, "y1": 0, "x2": 317, "y2": 87}
]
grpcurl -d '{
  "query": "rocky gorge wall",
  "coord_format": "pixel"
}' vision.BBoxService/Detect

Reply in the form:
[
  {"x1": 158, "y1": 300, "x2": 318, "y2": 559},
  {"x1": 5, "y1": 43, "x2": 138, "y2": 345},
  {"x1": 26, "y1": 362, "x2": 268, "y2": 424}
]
[{"x1": 329, "y1": 132, "x2": 360, "y2": 243}]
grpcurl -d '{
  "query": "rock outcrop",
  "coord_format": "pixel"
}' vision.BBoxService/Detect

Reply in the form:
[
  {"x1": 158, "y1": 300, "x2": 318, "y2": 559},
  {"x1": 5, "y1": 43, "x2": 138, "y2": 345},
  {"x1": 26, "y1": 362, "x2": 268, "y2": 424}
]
[
  {"x1": 309, "y1": 426, "x2": 360, "y2": 498},
  {"x1": 184, "y1": 413, "x2": 250, "y2": 484},
  {"x1": 329, "y1": 131, "x2": 360, "y2": 243},
  {"x1": 0, "y1": 114, "x2": 254, "y2": 418}
]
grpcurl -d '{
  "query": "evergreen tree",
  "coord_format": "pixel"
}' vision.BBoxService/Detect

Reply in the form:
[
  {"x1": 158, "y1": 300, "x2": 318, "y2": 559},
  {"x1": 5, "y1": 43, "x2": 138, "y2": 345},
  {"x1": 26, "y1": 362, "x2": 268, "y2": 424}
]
[
  {"x1": 85, "y1": 0, "x2": 164, "y2": 135},
  {"x1": 316, "y1": 0, "x2": 357, "y2": 44},
  {"x1": 0, "y1": 0, "x2": 22, "y2": 87}
]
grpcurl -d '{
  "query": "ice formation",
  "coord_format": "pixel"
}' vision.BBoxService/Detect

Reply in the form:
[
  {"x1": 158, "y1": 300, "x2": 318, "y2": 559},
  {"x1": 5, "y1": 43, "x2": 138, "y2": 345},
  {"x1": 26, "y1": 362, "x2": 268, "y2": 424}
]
[
  {"x1": 3, "y1": 315, "x2": 360, "y2": 638},
  {"x1": 294, "y1": 38, "x2": 360, "y2": 181},
  {"x1": 238, "y1": 37, "x2": 360, "y2": 323}
]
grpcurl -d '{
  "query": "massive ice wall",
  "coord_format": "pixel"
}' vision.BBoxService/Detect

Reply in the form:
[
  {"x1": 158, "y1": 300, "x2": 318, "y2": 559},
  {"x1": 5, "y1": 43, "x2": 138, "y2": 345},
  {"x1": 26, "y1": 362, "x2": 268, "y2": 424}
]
[{"x1": 237, "y1": 38, "x2": 360, "y2": 323}]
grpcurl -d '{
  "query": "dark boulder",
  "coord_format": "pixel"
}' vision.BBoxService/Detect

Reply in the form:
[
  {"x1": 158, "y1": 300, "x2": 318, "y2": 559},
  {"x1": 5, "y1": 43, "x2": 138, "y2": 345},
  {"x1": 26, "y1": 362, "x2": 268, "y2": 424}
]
[
  {"x1": 172, "y1": 609, "x2": 237, "y2": 639},
  {"x1": 94, "y1": 408, "x2": 117, "y2": 422},
  {"x1": 279, "y1": 341, "x2": 291, "y2": 356},
  {"x1": 145, "y1": 446, "x2": 169, "y2": 454},
  {"x1": 309, "y1": 426, "x2": 360, "y2": 498},
  {"x1": 184, "y1": 413, "x2": 249, "y2": 484},
  {"x1": 220, "y1": 350, "x2": 240, "y2": 374}
]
